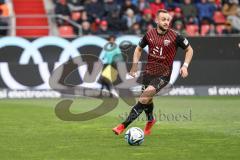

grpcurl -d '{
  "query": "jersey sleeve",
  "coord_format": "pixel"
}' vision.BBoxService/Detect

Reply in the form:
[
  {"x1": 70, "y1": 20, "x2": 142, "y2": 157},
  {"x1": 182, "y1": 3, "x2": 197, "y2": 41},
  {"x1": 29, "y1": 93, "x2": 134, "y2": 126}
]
[
  {"x1": 138, "y1": 34, "x2": 148, "y2": 48},
  {"x1": 176, "y1": 34, "x2": 190, "y2": 50}
]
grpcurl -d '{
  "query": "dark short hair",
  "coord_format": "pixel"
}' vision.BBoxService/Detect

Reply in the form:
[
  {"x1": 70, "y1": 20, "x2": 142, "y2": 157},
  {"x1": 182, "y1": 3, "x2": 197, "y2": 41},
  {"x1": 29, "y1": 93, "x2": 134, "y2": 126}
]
[
  {"x1": 108, "y1": 35, "x2": 116, "y2": 41},
  {"x1": 156, "y1": 9, "x2": 168, "y2": 16}
]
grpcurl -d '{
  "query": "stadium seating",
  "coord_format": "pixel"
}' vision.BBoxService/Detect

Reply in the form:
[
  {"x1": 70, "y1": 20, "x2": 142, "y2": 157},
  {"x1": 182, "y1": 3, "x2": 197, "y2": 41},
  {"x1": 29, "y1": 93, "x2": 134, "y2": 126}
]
[
  {"x1": 1, "y1": 0, "x2": 239, "y2": 37},
  {"x1": 201, "y1": 24, "x2": 210, "y2": 36},
  {"x1": 12, "y1": 0, "x2": 49, "y2": 37},
  {"x1": 186, "y1": 24, "x2": 199, "y2": 36},
  {"x1": 216, "y1": 24, "x2": 226, "y2": 34},
  {"x1": 71, "y1": 11, "x2": 81, "y2": 21},
  {"x1": 58, "y1": 25, "x2": 74, "y2": 37}
]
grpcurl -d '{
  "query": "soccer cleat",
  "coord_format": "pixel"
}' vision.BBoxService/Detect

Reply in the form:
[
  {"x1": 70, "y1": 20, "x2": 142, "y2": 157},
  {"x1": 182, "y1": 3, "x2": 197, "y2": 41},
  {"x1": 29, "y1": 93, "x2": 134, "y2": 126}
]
[
  {"x1": 112, "y1": 124, "x2": 125, "y2": 135},
  {"x1": 144, "y1": 119, "x2": 156, "y2": 135}
]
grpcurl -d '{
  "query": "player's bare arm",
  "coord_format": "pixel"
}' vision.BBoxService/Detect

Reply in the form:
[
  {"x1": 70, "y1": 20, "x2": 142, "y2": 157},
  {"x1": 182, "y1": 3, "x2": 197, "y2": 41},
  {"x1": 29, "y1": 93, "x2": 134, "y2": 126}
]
[
  {"x1": 129, "y1": 46, "x2": 142, "y2": 77},
  {"x1": 180, "y1": 45, "x2": 193, "y2": 78}
]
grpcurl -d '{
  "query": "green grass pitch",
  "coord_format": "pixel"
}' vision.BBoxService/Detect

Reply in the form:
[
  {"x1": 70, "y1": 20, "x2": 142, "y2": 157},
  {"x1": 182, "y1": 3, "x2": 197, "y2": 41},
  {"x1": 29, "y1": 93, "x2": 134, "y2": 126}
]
[{"x1": 0, "y1": 97, "x2": 240, "y2": 160}]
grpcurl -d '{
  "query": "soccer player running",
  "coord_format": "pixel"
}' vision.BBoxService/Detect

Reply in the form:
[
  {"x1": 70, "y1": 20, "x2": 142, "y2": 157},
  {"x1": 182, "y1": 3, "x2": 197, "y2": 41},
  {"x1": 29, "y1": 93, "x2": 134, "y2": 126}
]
[{"x1": 112, "y1": 9, "x2": 193, "y2": 135}]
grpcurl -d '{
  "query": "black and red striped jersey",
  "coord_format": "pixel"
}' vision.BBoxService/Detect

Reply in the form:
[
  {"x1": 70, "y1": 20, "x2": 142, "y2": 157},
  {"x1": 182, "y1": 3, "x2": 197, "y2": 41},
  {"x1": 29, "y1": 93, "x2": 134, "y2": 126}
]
[{"x1": 139, "y1": 28, "x2": 190, "y2": 78}]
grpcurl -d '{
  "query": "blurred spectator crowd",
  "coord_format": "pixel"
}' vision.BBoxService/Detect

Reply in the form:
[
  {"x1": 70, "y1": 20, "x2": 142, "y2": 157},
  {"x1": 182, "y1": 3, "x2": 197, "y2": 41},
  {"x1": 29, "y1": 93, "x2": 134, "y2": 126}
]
[
  {"x1": 1, "y1": 0, "x2": 240, "y2": 37},
  {"x1": 54, "y1": 0, "x2": 240, "y2": 36},
  {"x1": 0, "y1": 0, "x2": 9, "y2": 36}
]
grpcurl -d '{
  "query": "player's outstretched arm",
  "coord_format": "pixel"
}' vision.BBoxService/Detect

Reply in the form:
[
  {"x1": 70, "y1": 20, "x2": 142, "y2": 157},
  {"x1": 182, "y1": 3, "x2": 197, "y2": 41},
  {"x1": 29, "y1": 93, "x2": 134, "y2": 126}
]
[
  {"x1": 180, "y1": 45, "x2": 193, "y2": 78},
  {"x1": 129, "y1": 46, "x2": 142, "y2": 77}
]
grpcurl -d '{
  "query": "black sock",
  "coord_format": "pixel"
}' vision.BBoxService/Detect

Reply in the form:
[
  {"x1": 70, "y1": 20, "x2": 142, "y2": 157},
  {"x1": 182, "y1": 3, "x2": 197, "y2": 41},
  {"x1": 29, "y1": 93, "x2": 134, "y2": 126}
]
[
  {"x1": 122, "y1": 101, "x2": 145, "y2": 128},
  {"x1": 144, "y1": 103, "x2": 154, "y2": 121}
]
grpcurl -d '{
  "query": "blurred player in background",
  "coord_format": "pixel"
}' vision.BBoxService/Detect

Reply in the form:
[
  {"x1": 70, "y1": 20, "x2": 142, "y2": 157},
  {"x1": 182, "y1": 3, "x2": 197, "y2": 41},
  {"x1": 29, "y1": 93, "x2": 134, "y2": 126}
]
[
  {"x1": 112, "y1": 9, "x2": 193, "y2": 135},
  {"x1": 99, "y1": 35, "x2": 123, "y2": 97}
]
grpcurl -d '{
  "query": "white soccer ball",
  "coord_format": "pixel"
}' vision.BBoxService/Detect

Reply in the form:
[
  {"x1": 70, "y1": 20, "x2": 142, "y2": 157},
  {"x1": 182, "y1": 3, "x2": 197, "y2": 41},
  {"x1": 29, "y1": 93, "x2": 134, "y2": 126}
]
[{"x1": 124, "y1": 127, "x2": 144, "y2": 146}]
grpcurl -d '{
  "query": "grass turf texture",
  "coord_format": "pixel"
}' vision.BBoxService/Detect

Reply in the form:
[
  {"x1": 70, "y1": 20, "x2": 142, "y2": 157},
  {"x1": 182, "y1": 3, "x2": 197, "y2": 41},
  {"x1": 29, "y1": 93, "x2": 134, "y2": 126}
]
[{"x1": 0, "y1": 97, "x2": 240, "y2": 160}]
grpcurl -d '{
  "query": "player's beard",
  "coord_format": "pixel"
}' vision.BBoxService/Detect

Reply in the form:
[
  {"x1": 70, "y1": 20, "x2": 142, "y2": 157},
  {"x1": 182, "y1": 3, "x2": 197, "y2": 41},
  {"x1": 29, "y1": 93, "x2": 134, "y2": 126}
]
[{"x1": 158, "y1": 24, "x2": 168, "y2": 32}]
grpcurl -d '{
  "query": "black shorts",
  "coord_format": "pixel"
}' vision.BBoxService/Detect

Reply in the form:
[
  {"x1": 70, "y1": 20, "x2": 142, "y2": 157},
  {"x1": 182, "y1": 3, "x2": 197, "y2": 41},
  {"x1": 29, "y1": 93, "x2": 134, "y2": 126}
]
[{"x1": 140, "y1": 74, "x2": 170, "y2": 93}]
